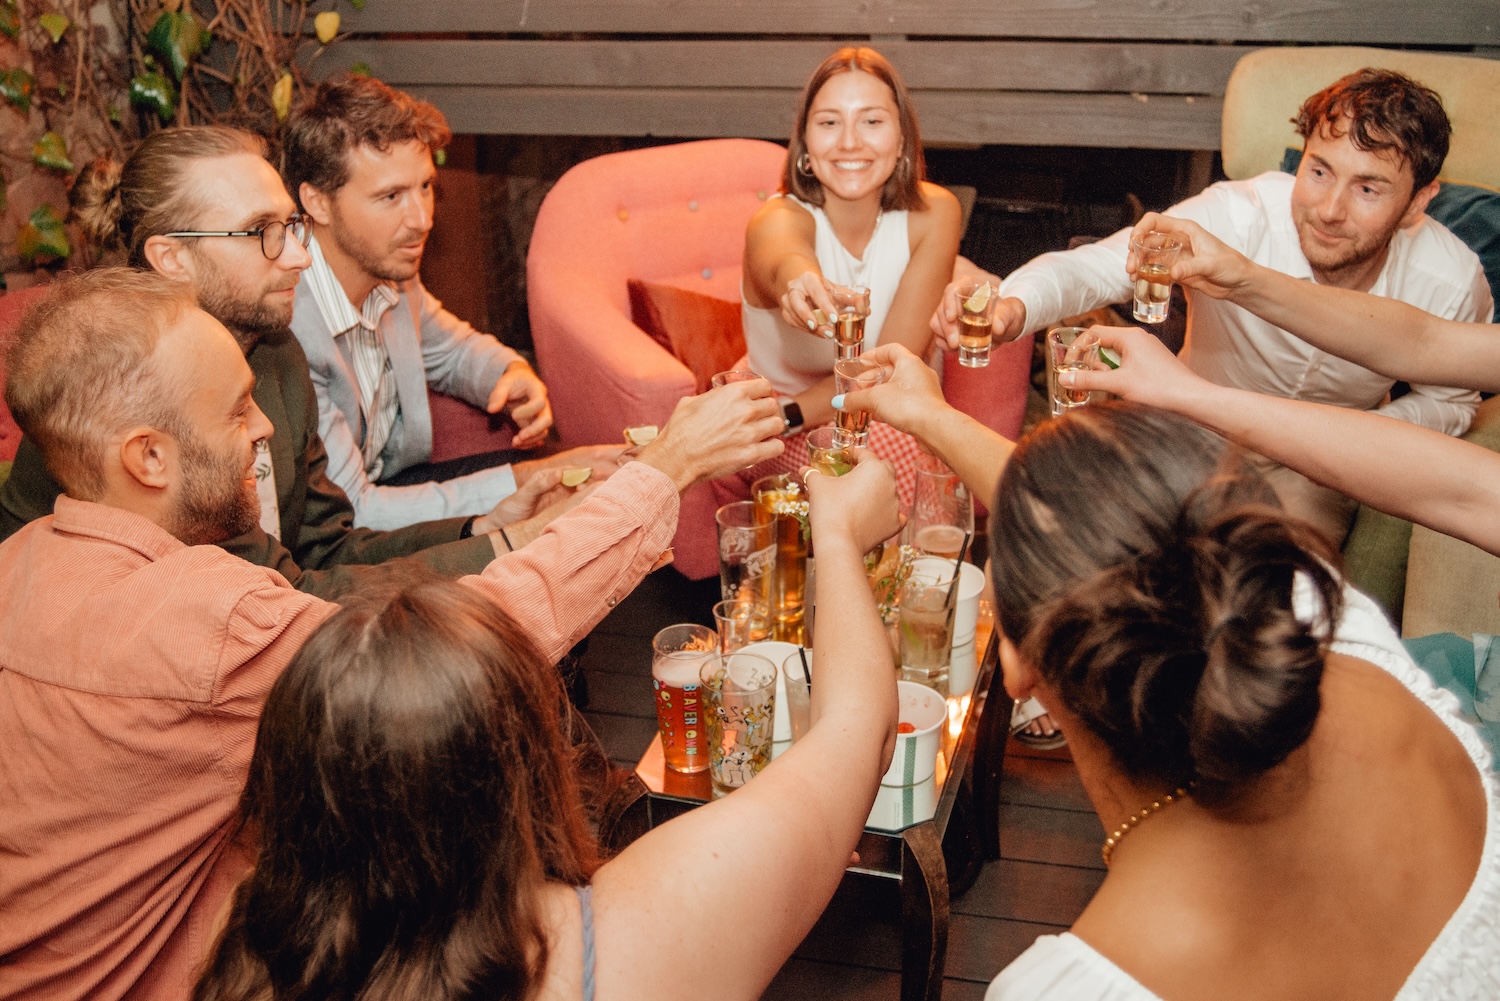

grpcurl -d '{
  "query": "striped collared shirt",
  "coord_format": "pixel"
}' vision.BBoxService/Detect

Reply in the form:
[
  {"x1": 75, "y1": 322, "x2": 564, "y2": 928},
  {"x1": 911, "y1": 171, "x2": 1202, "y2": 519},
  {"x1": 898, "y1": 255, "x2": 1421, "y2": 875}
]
[{"x1": 303, "y1": 234, "x2": 402, "y2": 479}]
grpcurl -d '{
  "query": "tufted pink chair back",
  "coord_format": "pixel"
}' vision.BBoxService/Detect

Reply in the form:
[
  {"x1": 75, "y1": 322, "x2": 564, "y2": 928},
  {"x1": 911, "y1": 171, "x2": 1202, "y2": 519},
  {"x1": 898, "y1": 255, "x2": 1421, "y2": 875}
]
[
  {"x1": 529, "y1": 139, "x2": 787, "y2": 448},
  {"x1": 0, "y1": 285, "x2": 48, "y2": 463}
]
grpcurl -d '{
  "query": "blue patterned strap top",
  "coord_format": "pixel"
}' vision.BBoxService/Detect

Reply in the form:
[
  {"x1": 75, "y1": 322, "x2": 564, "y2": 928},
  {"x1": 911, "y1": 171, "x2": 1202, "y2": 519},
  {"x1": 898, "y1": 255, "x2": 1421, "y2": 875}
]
[{"x1": 574, "y1": 885, "x2": 596, "y2": 1001}]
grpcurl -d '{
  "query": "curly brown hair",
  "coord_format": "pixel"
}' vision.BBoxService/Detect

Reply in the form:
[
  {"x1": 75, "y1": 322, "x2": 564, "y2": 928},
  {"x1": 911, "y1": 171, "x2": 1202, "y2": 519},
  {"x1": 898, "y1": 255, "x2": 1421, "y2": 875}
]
[
  {"x1": 1294, "y1": 68, "x2": 1451, "y2": 192},
  {"x1": 282, "y1": 74, "x2": 452, "y2": 204}
]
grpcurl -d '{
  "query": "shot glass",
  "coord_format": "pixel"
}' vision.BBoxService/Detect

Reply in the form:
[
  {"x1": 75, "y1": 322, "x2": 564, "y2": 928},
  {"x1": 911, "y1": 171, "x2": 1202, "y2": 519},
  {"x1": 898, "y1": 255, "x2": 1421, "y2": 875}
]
[
  {"x1": 753, "y1": 474, "x2": 809, "y2": 644},
  {"x1": 826, "y1": 284, "x2": 871, "y2": 360},
  {"x1": 780, "y1": 649, "x2": 813, "y2": 742},
  {"x1": 700, "y1": 652, "x2": 779, "y2": 795},
  {"x1": 806, "y1": 426, "x2": 853, "y2": 476},
  {"x1": 1129, "y1": 232, "x2": 1183, "y2": 324},
  {"x1": 651, "y1": 624, "x2": 721, "y2": 774},
  {"x1": 711, "y1": 369, "x2": 761, "y2": 388},
  {"x1": 898, "y1": 556, "x2": 960, "y2": 696},
  {"x1": 952, "y1": 279, "x2": 998, "y2": 368},
  {"x1": 715, "y1": 500, "x2": 774, "y2": 624},
  {"x1": 713, "y1": 599, "x2": 770, "y2": 652},
  {"x1": 1045, "y1": 326, "x2": 1101, "y2": 417},
  {"x1": 832, "y1": 357, "x2": 886, "y2": 448}
]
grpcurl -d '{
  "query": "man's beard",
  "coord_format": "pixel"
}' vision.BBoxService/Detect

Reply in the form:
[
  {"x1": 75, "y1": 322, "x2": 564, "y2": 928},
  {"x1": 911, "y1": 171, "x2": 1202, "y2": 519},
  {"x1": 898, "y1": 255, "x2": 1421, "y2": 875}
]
[
  {"x1": 194, "y1": 256, "x2": 295, "y2": 353},
  {"x1": 168, "y1": 425, "x2": 261, "y2": 547},
  {"x1": 328, "y1": 202, "x2": 423, "y2": 284}
]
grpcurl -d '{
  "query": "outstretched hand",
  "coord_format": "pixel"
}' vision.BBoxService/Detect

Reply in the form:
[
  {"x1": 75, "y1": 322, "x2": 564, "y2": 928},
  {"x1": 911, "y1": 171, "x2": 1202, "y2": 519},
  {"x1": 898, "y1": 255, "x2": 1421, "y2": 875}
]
[
  {"x1": 837, "y1": 343, "x2": 951, "y2": 440},
  {"x1": 1128, "y1": 213, "x2": 1254, "y2": 302},
  {"x1": 637, "y1": 378, "x2": 786, "y2": 490},
  {"x1": 486, "y1": 361, "x2": 555, "y2": 449},
  {"x1": 803, "y1": 449, "x2": 903, "y2": 556},
  {"x1": 781, "y1": 270, "x2": 840, "y2": 337},
  {"x1": 1056, "y1": 325, "x2": 1211, "y2": 415}
]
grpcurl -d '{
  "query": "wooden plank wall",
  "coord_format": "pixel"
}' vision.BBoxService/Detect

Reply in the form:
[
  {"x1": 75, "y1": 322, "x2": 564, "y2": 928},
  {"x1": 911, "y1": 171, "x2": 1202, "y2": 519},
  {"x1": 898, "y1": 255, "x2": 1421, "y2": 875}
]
[{"x1": 317, "y1": 0, "x2": 1497, "y2": 151}]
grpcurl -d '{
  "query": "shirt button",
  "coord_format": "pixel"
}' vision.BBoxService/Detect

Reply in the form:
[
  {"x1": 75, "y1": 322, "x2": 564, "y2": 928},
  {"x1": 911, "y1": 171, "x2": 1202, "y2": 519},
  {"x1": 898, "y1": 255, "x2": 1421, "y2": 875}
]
[{"x1": 606, "y1": 596, "x2": 618, "y2": 608}]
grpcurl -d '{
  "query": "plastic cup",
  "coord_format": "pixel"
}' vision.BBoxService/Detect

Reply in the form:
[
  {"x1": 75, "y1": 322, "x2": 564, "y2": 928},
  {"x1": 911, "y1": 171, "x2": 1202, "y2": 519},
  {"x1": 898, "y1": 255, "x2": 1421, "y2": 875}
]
[{"x1": 881, "y1": 681, "x2": 947, "y2": 786}]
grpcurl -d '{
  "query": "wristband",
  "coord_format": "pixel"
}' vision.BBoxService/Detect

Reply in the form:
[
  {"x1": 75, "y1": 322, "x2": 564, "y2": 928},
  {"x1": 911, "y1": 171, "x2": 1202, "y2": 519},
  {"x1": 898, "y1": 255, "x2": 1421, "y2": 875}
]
[
  {"x1": 498, "y1": 527, "x2": 514, "y2": 553},
  {"x1": 459, "y1": 515, "x2": 477, "y2": 539}
]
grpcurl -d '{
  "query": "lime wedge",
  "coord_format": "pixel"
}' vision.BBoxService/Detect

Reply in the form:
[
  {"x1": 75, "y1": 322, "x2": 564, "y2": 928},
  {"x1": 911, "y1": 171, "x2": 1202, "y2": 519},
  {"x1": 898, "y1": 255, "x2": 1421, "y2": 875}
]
[
  {"x1": 963, "y1": 281, "x2": 993, "y2": 313},
  {"x1": 560, "y1": 467, "x2": 593, "y2": 487},
  {"x1": 623, "y1": 425, "x2": 659, "y2": 446},
  {"x1": 1100, "y1": 346, "x2": 1121, "y2": 370}
]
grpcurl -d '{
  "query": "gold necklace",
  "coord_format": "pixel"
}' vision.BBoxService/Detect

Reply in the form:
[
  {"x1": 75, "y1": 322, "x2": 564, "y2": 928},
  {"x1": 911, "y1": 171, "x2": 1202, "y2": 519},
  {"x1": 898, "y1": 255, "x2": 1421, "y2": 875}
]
[{"x1": 1101, "y1": 783, "x2": 1194, "y2": 868}]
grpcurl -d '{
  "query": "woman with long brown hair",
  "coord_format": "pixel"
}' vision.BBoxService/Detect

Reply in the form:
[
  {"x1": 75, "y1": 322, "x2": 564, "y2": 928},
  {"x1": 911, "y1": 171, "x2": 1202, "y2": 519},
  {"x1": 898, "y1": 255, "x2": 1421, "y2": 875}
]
[
  {"x1": 194, "y1": 453, "x2": 903, "y2": 1001},
  {"x1": 737, "y1": 46, "x2": 962, "y2": 509}
]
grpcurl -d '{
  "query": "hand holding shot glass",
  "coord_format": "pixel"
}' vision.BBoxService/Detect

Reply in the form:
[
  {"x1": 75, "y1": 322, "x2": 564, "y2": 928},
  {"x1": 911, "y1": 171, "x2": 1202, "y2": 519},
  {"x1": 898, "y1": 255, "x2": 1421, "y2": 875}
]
[
  {"x1": 1046, "y1": 326, "x2": 1102, "y2": 416},
  {"x1": 952, "y1": 279, "x2": 997, "y2": 368},
  {"x1": 1129, "y1": 231, "x2": 1183, "y2": 324},
  {"x1": 806, "y1": 426, "x2": 853, "y2": 476},
  {"x1": 832, "y1": 357, "x2": 887, "y2": 448},
  {"x1": 810, "y1": 283, "x2": 872, "y2": 360}
]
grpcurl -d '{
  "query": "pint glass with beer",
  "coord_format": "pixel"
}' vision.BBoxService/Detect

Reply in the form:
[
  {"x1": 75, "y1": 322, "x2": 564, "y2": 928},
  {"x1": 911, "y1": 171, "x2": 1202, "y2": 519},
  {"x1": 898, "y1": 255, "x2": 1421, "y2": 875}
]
[{"x1": 651, "y1": 624, "x2": 720, "y2": 773}]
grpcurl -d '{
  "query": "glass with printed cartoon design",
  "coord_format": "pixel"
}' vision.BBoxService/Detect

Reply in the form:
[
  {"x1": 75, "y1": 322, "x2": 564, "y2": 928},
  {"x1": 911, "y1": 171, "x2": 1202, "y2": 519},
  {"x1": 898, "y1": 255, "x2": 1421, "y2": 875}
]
[
  {"x1": 715, "y1": 501, "x2": 775, "y2": 629},
  {"x1": 700, "y1": 652, "x2": 779, "y2": 795}
]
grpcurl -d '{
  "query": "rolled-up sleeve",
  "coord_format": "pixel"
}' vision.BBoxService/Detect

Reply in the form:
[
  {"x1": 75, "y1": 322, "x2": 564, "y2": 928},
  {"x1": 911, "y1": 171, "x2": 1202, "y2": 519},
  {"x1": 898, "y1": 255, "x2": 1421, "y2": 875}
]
[{"x1": 460, "y1": 461, "x2": 679, "y2": 663}]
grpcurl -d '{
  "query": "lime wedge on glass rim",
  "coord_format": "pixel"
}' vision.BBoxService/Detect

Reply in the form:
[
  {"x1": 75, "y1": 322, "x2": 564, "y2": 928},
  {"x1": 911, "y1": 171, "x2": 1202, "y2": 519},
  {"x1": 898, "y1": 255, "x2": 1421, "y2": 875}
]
[{"x1": 963, "y1": 281, "x2": 993, "y2": 313}]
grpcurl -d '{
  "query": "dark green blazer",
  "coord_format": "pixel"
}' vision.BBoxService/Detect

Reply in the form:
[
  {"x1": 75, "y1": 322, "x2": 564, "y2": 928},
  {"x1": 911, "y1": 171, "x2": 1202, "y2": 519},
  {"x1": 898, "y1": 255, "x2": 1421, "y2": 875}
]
[{"x1": 0, "y1": 327, "x2": 494, "y2": 597}]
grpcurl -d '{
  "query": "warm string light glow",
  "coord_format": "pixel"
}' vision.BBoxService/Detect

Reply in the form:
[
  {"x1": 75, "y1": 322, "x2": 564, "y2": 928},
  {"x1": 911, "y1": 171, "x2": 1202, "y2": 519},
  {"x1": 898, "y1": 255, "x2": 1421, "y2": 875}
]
[{"x1": 946, "y1": 694, "x2": 970, "y2": 740}]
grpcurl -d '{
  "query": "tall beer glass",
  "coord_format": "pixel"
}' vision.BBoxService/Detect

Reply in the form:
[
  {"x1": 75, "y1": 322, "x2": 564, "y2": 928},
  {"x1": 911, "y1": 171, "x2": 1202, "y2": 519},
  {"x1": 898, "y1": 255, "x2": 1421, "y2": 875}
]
[{"x1": 651, "y1": 624, "x2": 719, "y2": 773}]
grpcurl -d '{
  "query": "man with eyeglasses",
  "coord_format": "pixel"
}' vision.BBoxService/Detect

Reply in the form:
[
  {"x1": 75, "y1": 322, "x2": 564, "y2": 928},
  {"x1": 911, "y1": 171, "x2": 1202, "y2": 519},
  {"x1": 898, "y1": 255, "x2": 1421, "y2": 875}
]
[
  {"x1": 280, "y1": 75, "x2": 579, "y2": 531},
  {"x1": 1, "y1": 125, "x2": 586, "y2": 594}
]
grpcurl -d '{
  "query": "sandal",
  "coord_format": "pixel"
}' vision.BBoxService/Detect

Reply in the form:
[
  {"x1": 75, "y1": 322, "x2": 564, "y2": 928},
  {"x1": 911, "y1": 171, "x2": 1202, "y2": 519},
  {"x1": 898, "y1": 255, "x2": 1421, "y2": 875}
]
[{"x1": 1010, "y1": 697, "x2": 1068, "y2": 750}]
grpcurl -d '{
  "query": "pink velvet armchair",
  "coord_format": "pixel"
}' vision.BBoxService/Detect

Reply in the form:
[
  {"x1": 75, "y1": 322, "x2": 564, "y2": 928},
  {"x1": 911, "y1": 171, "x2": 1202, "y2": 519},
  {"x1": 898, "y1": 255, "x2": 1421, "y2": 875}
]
[{"x1": 527, "y1": 139, "x2": 1032, "y2": 578}]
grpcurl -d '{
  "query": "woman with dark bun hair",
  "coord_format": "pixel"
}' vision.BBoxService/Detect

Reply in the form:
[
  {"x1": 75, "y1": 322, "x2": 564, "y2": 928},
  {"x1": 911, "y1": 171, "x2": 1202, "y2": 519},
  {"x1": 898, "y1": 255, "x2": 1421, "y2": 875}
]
[{"x1": 834, "y1": 343, "x2": 1498, "y2": 999}]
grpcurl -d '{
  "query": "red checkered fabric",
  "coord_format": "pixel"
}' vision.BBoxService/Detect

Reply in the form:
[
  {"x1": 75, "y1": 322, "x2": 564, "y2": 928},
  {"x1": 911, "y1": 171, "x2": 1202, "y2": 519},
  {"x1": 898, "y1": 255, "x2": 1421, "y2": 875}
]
[{"x1": 732, "y1": 421, "x2": 926, "y2": 512}]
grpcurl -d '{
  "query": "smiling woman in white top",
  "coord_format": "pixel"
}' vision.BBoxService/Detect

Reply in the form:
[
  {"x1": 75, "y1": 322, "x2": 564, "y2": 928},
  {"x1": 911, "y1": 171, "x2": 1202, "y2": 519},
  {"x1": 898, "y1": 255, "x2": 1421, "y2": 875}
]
[{"x1": 737, "y1": 46, "x2": 961, "y2": 507}]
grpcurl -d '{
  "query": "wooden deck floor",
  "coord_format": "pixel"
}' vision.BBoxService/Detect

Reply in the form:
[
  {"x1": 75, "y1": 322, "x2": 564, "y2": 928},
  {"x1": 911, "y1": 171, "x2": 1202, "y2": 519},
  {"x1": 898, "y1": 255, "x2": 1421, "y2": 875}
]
[{"x1": 577, "y1": 566, "x2": 1106, "y2": 1000}]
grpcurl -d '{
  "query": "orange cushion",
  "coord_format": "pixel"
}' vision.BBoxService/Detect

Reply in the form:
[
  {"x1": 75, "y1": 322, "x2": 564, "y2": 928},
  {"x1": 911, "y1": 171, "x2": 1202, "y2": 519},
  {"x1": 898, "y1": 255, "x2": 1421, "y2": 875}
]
[{"x1": 628, "y1": 279, "x2": 746, "y2": 394}]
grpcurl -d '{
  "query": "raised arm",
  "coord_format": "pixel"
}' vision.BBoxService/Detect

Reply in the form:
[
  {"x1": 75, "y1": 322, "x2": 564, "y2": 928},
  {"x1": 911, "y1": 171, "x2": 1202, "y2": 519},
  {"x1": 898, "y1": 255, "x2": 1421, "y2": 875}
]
[
  {"x1": 592, "y1": 452, "x2": 902, "y2": 1001},
  {"x1": 742, "y1": 196, "x2": 840, "y2": 329},
  {"x1": 840, "y1": 342, "x2": 1015, "y2": 504},
  {"x1": 1065, "y1": 325, "x2": 1500, "y2": 557},
  {"x1": 1130, "y1": 212, "x2": 1500, "y2": 393}
]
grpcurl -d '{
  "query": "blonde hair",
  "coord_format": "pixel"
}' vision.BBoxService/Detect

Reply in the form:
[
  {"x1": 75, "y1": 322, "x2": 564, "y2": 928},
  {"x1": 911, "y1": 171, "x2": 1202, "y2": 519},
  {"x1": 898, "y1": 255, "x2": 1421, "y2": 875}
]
[
  {"x1": 5, "y1": 268, "x2": 198, "y2": 497},
  {"x1": 71, "y1": 126, "x2": 268, "y2": 267}
]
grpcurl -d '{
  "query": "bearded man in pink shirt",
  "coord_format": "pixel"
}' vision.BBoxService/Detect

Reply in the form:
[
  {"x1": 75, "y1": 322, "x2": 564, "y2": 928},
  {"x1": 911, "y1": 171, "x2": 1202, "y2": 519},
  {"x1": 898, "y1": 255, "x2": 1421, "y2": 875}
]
[{"x1": 0, "y1": 268, "x2": 784, "y2": 1001}]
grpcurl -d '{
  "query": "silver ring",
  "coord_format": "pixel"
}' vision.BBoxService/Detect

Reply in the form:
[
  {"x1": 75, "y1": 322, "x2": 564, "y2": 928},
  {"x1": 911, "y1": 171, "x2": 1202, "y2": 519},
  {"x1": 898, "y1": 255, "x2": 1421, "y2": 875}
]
[{"x1": 802, "y1": 468, "x2": 823, "y2": 486}]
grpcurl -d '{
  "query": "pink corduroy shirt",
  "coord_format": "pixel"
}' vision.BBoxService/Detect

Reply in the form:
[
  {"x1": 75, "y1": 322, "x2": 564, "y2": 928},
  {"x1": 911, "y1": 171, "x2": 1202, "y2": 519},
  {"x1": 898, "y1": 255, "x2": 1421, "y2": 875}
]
[{"x1": 0, "y1": 461, "x2": 678, "y2": 1001}]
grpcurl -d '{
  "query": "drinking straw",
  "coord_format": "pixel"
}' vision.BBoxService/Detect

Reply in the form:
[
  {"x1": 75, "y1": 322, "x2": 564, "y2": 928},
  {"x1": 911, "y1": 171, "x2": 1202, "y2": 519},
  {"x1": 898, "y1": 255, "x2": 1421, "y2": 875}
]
[
  {"x1": 798, "y1": 645, "x2": 812, "y2": 691},
  {"x1": 943, "y1": 532, "x2": 973, "y2": 627}
]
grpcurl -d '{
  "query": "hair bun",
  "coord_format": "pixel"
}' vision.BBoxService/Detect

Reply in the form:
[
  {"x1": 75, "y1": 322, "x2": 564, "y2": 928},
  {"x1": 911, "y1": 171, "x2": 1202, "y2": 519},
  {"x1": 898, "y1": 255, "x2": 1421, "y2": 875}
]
[
  {"x1": 70, "y1": 156, "x2": 127, "y2": 249},
  {"x1": 1182, "y1": 510, "x2": 1339, "y2": 798}
]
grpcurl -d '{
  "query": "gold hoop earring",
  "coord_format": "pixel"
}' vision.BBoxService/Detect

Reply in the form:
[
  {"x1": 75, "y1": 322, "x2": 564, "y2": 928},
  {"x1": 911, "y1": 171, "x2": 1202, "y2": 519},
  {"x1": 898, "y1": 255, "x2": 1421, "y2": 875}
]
[{"x1": 796, "y1": 153, "x2": 814, "y2": 177}]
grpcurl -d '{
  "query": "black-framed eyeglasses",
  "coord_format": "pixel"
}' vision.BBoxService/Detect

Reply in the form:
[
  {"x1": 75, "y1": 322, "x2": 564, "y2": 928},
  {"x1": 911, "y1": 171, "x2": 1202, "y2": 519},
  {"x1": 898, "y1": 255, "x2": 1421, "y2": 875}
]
[{"x1": 163, "y1": 213, "x2": 312, "y2": 260}]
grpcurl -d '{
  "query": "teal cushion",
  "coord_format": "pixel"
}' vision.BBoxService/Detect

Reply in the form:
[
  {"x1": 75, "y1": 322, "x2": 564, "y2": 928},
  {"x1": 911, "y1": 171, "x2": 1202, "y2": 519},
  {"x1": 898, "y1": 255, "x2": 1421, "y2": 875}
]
[{"x1": 1281, "y1": 147, "x2": 1500, "y2": 310}]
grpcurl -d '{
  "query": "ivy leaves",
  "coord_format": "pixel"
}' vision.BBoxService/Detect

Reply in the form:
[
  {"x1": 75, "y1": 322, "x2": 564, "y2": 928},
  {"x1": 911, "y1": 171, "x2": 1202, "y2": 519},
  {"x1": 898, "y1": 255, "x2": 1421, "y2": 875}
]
[
  {"x1": 17, "y1": 205, "x2": 70, "y2": 264},
  {"x1": 146, "y1": 9, "x2": 209, "y2": 81}
]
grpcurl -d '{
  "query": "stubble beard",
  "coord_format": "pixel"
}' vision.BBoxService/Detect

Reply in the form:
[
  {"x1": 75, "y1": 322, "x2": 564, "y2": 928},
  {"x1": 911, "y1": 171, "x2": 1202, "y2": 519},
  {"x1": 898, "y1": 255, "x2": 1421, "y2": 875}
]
[
  {"x1": 194, "y1": 255, "x2": 296, "y2": 354},
  {"x1": 169, "y1": 424, "x2": 262, "y2": 546},
  {"x1": 328, "y1": 203, "x2": 423, "y2": 285}
]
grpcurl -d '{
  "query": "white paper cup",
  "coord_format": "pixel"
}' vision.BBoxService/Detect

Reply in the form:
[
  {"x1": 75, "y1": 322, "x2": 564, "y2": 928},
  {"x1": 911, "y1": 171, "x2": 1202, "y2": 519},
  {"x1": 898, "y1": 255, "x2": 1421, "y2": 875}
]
[
  {"x1": 740, "y1": 640, "x2": 801, "y2": 742},
  {"x1": 952, "y1": 562, "x2": 985, "y2": 645},
  {"x1": 881, "y1": 682, "x2": 947, "y2": 786},
  {"x1": 866, "y1": 773, "x2": 939, "y2": 829},
  {"x1": 949, "y1": 637, "x2": 978, "y2": 699}
]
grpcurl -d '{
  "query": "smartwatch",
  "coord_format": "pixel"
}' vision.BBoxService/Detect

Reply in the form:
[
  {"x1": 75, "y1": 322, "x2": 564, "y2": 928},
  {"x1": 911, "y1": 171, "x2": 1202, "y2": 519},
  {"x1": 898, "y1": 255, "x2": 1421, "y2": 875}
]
[{"x1": 779, "y1": 399, "x2": 805, "y2": 437}]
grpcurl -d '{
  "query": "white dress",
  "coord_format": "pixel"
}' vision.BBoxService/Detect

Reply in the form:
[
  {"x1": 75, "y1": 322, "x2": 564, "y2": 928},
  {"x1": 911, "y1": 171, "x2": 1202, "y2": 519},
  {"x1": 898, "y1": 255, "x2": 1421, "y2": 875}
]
[
  {"x1": 987, "y1": 585, "x2": 1500, "y2": 1000},
  {"x1": 742, "y1": 194, "x2": 910, "y2": 396}
]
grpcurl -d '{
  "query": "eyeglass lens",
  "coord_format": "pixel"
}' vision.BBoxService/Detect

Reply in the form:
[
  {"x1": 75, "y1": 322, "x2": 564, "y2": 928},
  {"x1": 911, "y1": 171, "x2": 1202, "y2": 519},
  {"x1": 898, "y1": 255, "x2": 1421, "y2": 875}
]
[{"x1": 259, "y1": 217, "x2": 311, "y2": 259}]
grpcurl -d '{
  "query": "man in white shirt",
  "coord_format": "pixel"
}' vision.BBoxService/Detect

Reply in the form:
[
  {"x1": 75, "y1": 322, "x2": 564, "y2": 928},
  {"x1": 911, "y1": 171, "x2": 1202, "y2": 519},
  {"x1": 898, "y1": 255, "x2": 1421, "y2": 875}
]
[
  {"x1": 937, "y1": 68, "x2": 1493, "y2": 543},
  {"x1": 283, "y1": 75, "x2": 611, "y2": 531}
]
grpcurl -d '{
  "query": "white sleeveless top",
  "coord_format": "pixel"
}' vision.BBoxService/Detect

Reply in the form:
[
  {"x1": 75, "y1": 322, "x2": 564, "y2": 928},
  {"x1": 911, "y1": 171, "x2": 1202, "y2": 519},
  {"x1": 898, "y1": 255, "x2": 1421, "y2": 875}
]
[
  {"x1": 987, "y1": 584, "x2": 1500, "y2": 1000},
  {"x1": 742, "y1": 194, "x2": 911, "y2": 395}
]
